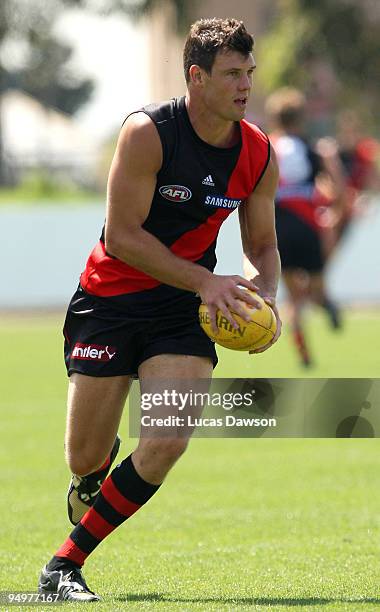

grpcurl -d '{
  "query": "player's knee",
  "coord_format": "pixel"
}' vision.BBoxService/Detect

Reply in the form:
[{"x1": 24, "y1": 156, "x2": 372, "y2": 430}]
[
  {"x1": 66, "y1": 449, "x2": 102, "y2": 477},
  {"x1": 166, "y1": 438, "x2": 189, "y2": 461},
  {"x1": 149, "y1": 438, "x2": 189, "y2": 464}
]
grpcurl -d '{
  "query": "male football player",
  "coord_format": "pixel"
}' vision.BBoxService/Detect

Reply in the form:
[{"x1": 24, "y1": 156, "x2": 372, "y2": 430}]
[{"x1": 38, "y1": 18, "x2": 281, "y2": 601}]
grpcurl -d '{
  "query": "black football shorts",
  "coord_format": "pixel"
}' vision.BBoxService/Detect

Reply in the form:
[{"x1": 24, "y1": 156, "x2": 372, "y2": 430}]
[
  {"x1": 275, "y1": 206, "x2": 324, "y2": 273},
  {"x1": 63, "y1": 285, "x2": 217, "y2": 378}
]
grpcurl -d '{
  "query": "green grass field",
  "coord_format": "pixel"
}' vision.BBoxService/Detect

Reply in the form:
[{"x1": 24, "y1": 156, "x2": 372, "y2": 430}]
[{"x1": 1, "y1": 310, "x2": 379, "y2": 611}]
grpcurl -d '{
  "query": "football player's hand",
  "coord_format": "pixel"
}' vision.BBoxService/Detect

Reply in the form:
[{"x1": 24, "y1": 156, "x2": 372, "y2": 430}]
[
  {"x1": 198, "y1": 274, "x2": 261, "y2": 335},
  {"x1": 249, "y1": 297, "x2": 282, "y2": 354}
]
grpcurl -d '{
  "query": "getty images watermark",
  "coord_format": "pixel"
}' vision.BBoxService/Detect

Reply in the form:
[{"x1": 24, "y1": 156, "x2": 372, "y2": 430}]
[
  {"x1": 129, "y1": 378, "x2": 379, "y2": 438},
  {"x1": 139, "y1": 388, "x2": 277, "y2": 430}
]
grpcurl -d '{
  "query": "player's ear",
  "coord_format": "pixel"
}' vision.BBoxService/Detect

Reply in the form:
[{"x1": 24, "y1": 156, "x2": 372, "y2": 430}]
[{"x1": 188, "y1": 64, "x2": 204, "y2": 85}]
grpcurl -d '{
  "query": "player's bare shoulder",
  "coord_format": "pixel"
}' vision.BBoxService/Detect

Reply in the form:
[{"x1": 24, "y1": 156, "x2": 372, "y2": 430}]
[
  {"x1": 255, "y1": 144, "x2": 279, "y2": 196},
  {"x1": 106, "y1": 110, "x2": 163, "y2": 247},
  {"x1": 115, "y1": 111, "x2": 163, "y2": 174}
]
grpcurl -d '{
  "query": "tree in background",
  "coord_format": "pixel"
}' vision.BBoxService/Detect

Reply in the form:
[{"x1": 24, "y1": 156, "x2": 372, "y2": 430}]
[
  {"x1": 85, "y1": 0, "x2": 196, "y2": 32},
  {"x1": 257, "y1": 0, "x2": 380, "y2": 136},
  {"x1": 106, "y1": 0, "x2": 380, "y2": 137},
  {"x1": 0, "y1": 0, "x2": 94, "y2": 185},
  {"x1": 0, "y1": 0, "x2": 198, "y2": 186}
]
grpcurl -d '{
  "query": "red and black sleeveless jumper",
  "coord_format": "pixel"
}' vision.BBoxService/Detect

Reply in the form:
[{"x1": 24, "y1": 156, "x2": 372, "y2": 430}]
[
  {"x1": 81, "y1": 96, "x2": 270, "y2": 307},
  {"x1": 64, "y1": 97, "x2": 270, "y2": 377}
]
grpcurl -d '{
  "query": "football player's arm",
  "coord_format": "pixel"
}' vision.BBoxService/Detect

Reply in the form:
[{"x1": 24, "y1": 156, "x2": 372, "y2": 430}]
[
  {"x1": 315, "y1": 137, "x2": 347, "y2": 224},
  {"x1": 105, "y1": 113, "x2": 259, "y2": 332},
  {"x1": 238, "y1": 147, "x2": 282, "y2": 351},
  {"x1": 315, "y1": 137, "x2": 345, "y2": 195}
]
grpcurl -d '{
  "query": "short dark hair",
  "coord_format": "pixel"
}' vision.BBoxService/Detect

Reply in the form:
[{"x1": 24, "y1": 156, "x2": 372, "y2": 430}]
[
  {"x1": 265, "y1": 88, "x2": 306, "y2": 129},
  {"x1": 183, "y1": 18, "x2": 254, "y2": 83}
]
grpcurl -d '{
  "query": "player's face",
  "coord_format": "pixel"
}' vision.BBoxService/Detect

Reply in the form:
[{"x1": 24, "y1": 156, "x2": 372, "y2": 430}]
[{"x1": 202, "y1": 50, "x2": 255, "y2": 121}]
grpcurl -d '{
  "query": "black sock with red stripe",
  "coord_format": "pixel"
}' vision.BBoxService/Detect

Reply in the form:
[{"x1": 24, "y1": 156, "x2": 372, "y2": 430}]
[{"x1": 48, "y1": 455, "x2": 160, "y2": 569}]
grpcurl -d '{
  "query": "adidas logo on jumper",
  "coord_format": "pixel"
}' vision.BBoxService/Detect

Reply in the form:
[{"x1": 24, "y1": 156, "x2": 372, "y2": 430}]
[{"x1": 202, "y1": 175, "x2": 215, "y2": 186}]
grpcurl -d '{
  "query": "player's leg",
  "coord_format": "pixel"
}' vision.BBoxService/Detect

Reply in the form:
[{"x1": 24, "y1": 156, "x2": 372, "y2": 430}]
[
  {"x1": 65, "y1": 373, "x2": 130, "y2": 475},
  {"x1": 66, "y1": 373, "x2": 131, "y2": 525},
  {"x1": 38, "y1": 374, "x2": 131, "y2": 602},
  {"x1": 275, "y1": 207, "x2": 312, "y2": 366},
  {"x1": 39, "y1": 283, "x2": 215, "y2": 600},
  {"x1": 309, "y1": 272, "x2": 342, "y2": 330},
  {"x1": 299, "y1": 220, "x2": 341, "y2": 330},
  {"x1": 59, "y1": 355, "x2": 212, "y2": 557},
  {"x1": 133, "y1": 354, "x2": 213, "y2": 483},
  {"x1": 282, "y1": 269, "x2": 312, "y2": 367},
  {"x1": 40, "y1": 355, "x2": 212, "y2": 601},
  {"x1": 61, "y1": 284, "x2": 141, "y2": 525}
]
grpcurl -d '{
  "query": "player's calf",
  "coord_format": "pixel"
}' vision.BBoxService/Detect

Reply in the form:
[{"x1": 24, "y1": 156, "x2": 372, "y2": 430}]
[
  {"x1": 133, "y1": 437, "x2": 189, "y2": 484},
  {"x1": 67, "y1": 435, "x2": 121, "y2": 525}
]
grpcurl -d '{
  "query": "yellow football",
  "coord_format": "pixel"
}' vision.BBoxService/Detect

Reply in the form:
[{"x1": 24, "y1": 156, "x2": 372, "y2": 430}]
[{"x1": 199, "y1": 290, "x2": 277, "y2": 351}]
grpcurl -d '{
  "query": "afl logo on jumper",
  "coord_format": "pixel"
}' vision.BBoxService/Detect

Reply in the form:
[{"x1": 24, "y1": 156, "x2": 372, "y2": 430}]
[{"x1": 159, "y1": 185, "x2": 192, "y2": 203}]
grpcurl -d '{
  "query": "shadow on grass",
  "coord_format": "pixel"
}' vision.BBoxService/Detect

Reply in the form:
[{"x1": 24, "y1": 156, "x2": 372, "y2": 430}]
[{"x1": 114, "y1": 594, "x2": 380, "y2": 606}]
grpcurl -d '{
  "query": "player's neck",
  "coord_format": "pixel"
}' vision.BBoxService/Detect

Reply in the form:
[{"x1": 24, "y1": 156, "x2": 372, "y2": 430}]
[{"x1": 185, "y1": 95, "x2": 240, "y2": 148}]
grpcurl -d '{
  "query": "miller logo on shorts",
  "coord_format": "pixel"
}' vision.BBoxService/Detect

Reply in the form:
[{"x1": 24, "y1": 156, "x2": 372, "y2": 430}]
[
  {"x1": 71, "y1": 343, "x2": 116, "y2": 361},
  {"x1": 159, "y1": 185, "x2": 192, "y2": 203}
]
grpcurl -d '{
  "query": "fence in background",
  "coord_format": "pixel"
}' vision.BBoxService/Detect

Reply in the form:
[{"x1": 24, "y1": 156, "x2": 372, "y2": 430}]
[{"x1": 1, "y1": 201, "x2": 379, "y2": 309}]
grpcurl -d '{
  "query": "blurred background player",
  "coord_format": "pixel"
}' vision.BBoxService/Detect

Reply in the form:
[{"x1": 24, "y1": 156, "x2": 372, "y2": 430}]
[
  {"x1": 265, "y1": 87, "x2": 345, "y2": 366},
  {"x1": 336, "y1": 109, "x2": 380, "y2": 237},
  {"x1": 313, "y1": 109, "x2": 380, "y2": 259}
]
